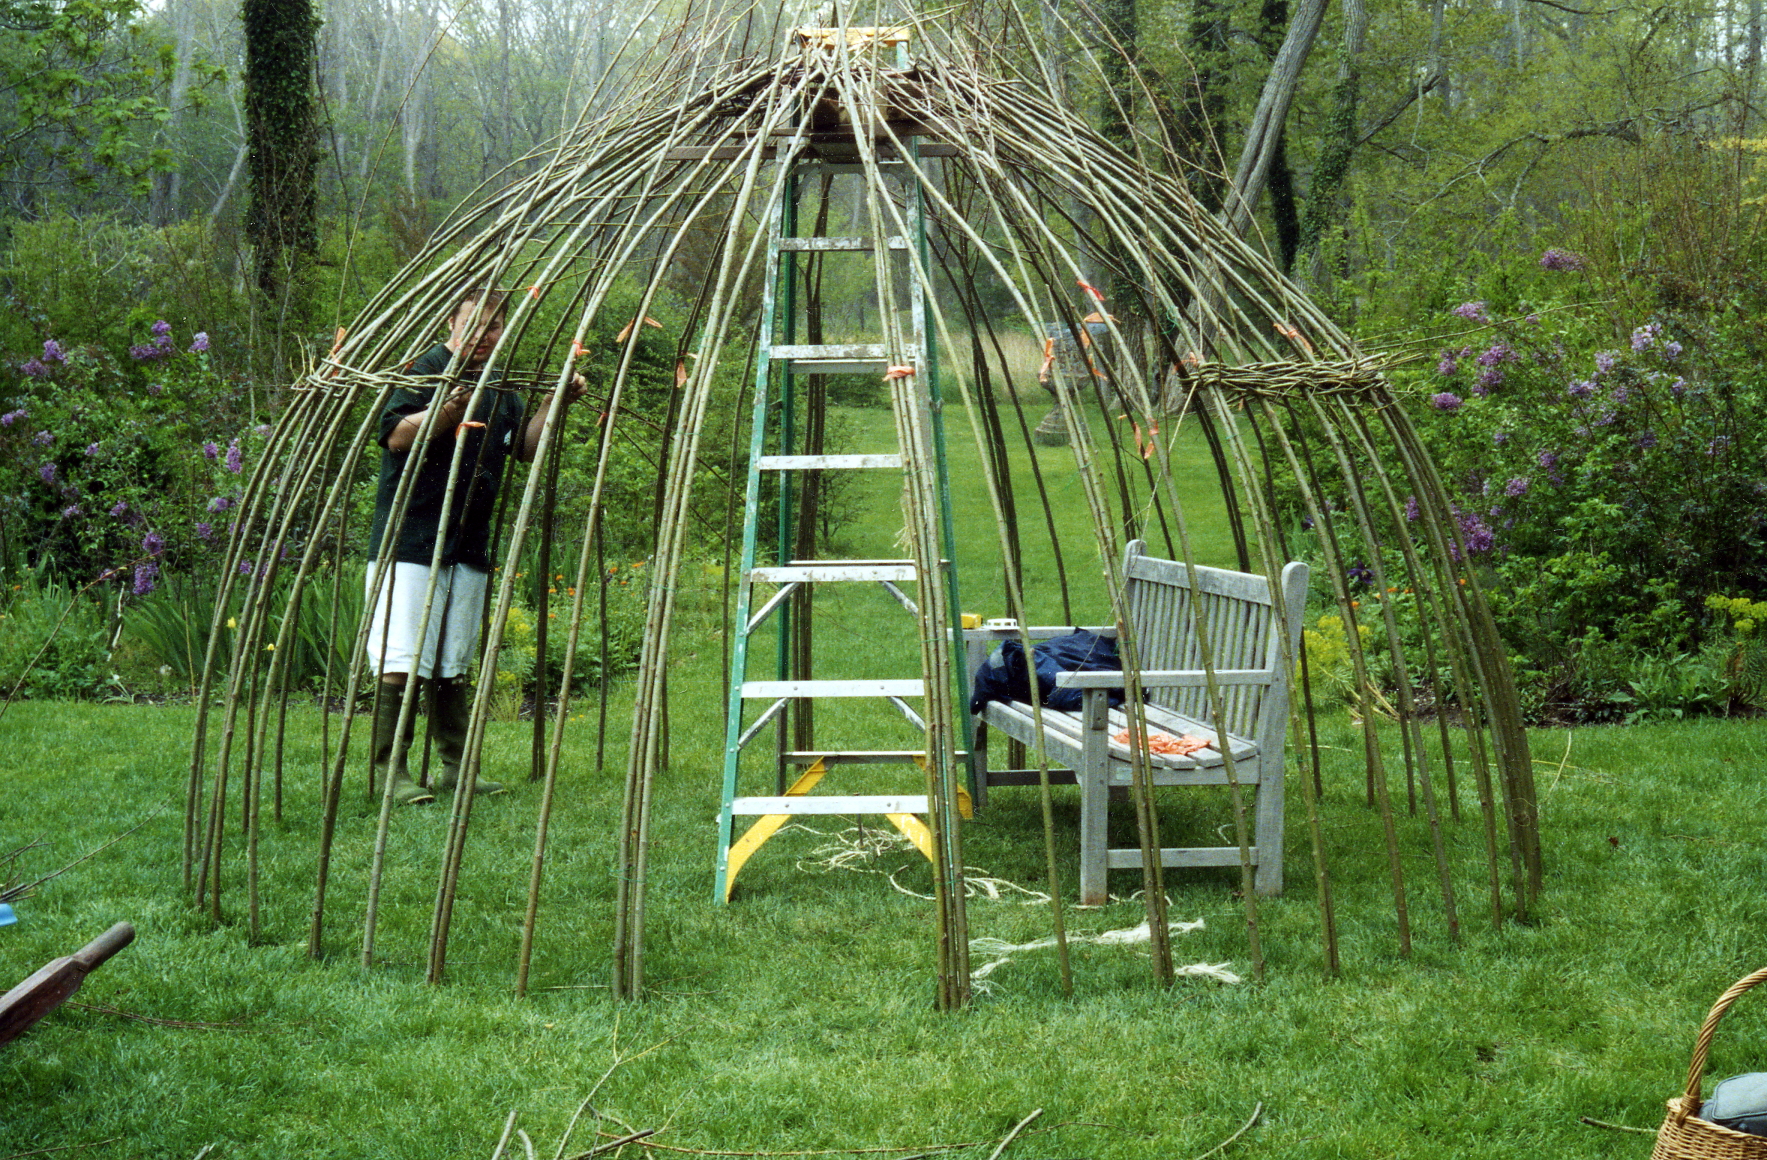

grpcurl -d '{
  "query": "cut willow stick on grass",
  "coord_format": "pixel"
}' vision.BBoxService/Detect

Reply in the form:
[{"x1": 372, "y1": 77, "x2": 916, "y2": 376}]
[
  {"x1": 984, "y1": 1110, "x2": 1043, "y2": 1160},
  {"x1": 0, "y1": 1139, "x2": 128, "y2": 1160},
  {"x1": 1189, "y1": 1102, "x2": 1263, "y2": 1160}
]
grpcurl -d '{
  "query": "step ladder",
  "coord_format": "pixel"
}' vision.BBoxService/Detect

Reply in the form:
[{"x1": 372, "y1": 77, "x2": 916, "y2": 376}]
[{"x1": 713, "y1": 97, "x2": 972, "y2": 903}]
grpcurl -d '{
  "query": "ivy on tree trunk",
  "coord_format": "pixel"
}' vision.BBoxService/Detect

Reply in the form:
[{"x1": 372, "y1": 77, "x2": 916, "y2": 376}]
[{"x1": 243, "y1": 0, "x2": 319, "y2": 299}]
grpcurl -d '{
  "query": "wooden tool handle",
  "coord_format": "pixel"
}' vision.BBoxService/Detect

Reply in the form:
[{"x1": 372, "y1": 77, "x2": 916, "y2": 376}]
[{"x1": 72, "y1": 923, "x2": 134, "y2": 972}]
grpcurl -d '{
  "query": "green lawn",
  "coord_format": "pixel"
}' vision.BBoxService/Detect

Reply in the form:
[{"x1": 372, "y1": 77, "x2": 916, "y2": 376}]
[
  {"x1": 4, "y1": 693, "x2": 1767, "y2": 1158},
  {"x1": 4, "y1": 402, "x2": 1766, "y2": 1158}
]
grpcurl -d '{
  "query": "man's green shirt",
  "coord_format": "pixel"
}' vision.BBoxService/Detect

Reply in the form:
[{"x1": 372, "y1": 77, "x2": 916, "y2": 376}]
[{"x1": 367, "y1": 342, "x2": 526, "y2": 571}]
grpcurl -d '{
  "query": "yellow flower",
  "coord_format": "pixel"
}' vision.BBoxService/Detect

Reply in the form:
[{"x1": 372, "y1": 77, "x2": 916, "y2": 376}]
[
  {"x1": 227, "y1": 617, "x2": 237, "y2": 629},
  {"x1": 265, "y1": 643, "x2": 276, "y2": 651}
]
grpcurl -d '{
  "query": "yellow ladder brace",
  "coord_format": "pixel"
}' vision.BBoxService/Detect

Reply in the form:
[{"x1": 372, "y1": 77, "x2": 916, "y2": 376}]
[{"x1": 722, "y1": 757, "x2": 967, "y2": 901}]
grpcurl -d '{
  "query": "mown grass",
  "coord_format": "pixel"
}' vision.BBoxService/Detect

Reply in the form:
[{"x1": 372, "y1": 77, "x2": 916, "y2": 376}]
[
  {"x1": 5, "y1": 404, "x2": 1767, "y2": 1158},
  {"x1": 8, "y1": 700, "x2": 1767, "y2": 1159}
]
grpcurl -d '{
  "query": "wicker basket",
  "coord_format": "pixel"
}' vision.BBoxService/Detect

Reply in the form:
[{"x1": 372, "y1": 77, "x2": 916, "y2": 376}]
[{"x1": 1653, "y1": 967, "x2": 1767, "y2": 1159}]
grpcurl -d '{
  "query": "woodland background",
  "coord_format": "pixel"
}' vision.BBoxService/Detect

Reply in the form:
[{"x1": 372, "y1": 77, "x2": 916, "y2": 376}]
[{"x1": 2, "y1": 0, "x2": 1767, "y2": 721}]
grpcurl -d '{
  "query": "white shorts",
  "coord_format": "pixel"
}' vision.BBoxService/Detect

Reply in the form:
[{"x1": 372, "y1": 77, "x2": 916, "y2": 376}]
[{"x1": 362, "y1": 562, "x2": 488, "y2": 680}]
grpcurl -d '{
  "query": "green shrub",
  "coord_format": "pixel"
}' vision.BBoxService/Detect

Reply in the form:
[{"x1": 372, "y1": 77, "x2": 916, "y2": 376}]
[{"x1": 0, "y1": 570, "x2": 119, "y2": 699}]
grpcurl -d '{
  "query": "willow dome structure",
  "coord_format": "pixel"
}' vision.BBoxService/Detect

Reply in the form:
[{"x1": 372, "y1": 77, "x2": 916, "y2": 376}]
[{"x1": 188, "y1": 7, "x2": 1539, "y2": 1007}]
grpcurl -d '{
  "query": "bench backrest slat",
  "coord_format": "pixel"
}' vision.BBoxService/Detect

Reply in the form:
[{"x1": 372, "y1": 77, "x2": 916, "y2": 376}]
[{"x1": 1122, "y1": 541, "x2": 1297, "y2": 738}]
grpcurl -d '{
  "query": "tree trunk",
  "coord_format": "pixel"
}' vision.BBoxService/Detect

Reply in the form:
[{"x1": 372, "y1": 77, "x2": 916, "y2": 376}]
[
  {"x1": 152, "y1": 0, "x2": 198, "y2": 225},
  {"x1": 1257, "y1": 0, "x2": 1302, "y2": 271},
  {"x1": 1223, "y1": 0, "x2": 1329, "y2": 238},
  {"x1": 1299, "y1": 0, "x2": 1366, "y2": 265},
  {"x1": 1177, "y1": 0, "x2": 1231, "y2": 211},
  {"x1": 243, "y1": 0, "x2": 320, "y2": 300}
]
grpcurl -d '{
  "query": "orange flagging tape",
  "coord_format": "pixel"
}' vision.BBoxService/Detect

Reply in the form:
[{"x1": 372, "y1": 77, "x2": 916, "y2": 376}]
[{"x1": 1112, "y1": 728, "x2": 1211, "y2": 756}]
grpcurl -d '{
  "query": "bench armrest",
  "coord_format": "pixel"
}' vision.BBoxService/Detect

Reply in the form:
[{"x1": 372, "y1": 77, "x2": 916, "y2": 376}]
[
  {"x1": 961, "y1": 625, "x2": 1116, "y2": 642},
  {"x1": 1054, "y1": 669, "x2": 1275, "y2": 688}
]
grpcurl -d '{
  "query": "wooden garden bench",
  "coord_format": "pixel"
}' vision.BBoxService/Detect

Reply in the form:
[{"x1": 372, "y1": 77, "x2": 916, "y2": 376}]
[{"x1": 964, "y1": 541, "x2": 1308, "y2": 903}]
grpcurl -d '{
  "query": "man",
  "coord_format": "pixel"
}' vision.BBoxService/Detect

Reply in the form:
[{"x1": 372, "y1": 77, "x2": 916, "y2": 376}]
[{"x1": 363, "y1": 287, "x2": 586, "y2": 805}]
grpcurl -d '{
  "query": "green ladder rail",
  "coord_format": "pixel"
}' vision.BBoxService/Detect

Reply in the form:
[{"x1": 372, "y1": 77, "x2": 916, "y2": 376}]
[{"x1": 713, "y1": 132, "x2": 971, "y2": 904}]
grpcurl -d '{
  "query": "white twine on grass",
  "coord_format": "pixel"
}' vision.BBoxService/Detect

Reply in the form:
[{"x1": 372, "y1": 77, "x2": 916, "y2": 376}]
[
  {"x1": 789, "y1": 823, "x2": 920, "y2": 875},
  {"x1": 968, "y1": 919, "x2": 1242, "y2": 993},
  {"x1": 888, "y1": 867, "x2": 1053, "y2": 905},
  {"x1": 787, "y1": 823, "x2": 1054, "y2": 905}
]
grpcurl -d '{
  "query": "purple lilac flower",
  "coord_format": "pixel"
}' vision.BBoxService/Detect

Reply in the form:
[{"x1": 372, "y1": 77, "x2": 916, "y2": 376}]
[
  {"x1": 1665, "y1": 341, "x2": 1683, "y2": 360},
  {"x1": 1537, "y1": 450, "x2": 1559, "y2": 469},
  {"x1": 1638, "y1": 431, "x2": 1658, "y2": 449},
  {"x1": 129, "y1": 342, "x2": 167, "y2": 362},
  {"x1": 142, "y1": 530, "x2": 165, "y2": 557},
  {"x1": 207, "y1": 495, "x2": 232, "y2": 513},
  {"x1": 32, "y1": 430, "x2": 51, "y2": 446},
  {"x1": 146, "y1": 382, "x2": 163, "y2": 395},
  {"x1": 1594, "y1": 409, "x2": 1617, "y2": 427},
  {"x1": 38, "y1": 462, "x2": 56, "y2": 484},
  {"x1": 1474, "y1": 368, "x2": 1503, "y2": 394},
  {"x1": 1450, "y1": 508, "x2": 1496, "y2": 560},
  {"x1": 189, "y1": 331, "x2": 209, "y2": 353},
  {"x1": 1568, "y1": 379, "x2": 1595, "y2": 398},
  {"x1": 254, "y1": 424, "x2": 270, "y2": 438},
  {"x1": 1451, "y1": 301, "x2": 1490, "y2": 322},
  {"x1": 1611, "y1": 385, "x2": 1631, "y2": 404},
  {"x1": 60, "y1": 504, "x2": 81, "y2": 519},
  {"x1": 42, "y1": 339, "x2": 64, "y2": 363},
  {"x1": 1504, "y1": 477, "x2": 1530, "y2": 497},
  {"x1": 1438, "y1": 352, "x2": 1459, "y2": 376},
  {"x1": 84, "y1": 442, "x2": 98, "y2": 456},
  {"x1": 0, "y1": 408, "x2": 23, "y2": 425},
  {"x1": 1540, "y1": 248, "x2": 1587, "y2": 272},
  {"x1": 1493, "y1": 431, "x2": 1510, "y2": 446},
  {"x1": 110, "y1": 500, "x2": 127, "y2": 517},
  {"x1": 150, "y1": 319, "x2": 171, "y2": 337},
  {"x1": 1595, "y1": 351, "x2": 1616, "y2": 375},
  {"x1": 1404, "y1": 496, "x2": 1421, "y2": 522},
  {"x1": 1671, "y1": 378, "x2": 1687, "y2": 397},
  {"x1": 132, "y1": 560, "x2": 158, "y2": 596},
  {"x1": 20, "y1": 358, "x2": 46, "y2": 377},
  {"x1": 1476, "y1": 344, "x2": 1517, "y2": 366},
  {"x1": 1631, "y1": 324, "x2": 1660, "y2": 352},
  {"x1": 201, "y1": 440, "x2": 219, "y2": 461},
  {"x1": 224, "y1": 438, "x2": 242, "y2": 474},
  {"x1": 193, "y1": 521, "x2": 212, "y2": 540},
  {"x1": 238, "y1": 559, "x2": 255, "y2": 577},
  {"x1": 1432, "y1": 392, "x2": 1463, "y2": 412}
]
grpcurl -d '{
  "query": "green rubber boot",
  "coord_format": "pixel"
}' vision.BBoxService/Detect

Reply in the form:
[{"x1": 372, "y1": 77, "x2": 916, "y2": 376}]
[
  {"x1": 431, "y1": 679, "x2": 505, "y2": 798},
  {"x1": 371, "y1": 692, "x2": 435, "y2": 806}
]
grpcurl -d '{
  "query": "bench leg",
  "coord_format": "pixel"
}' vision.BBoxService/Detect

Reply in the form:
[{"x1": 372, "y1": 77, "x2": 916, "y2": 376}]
[
  {"x1": 969, "y1": 719, "x2": 989, "y2": 813},
  {"x1": 1252, "y1": 753, "x2": 1284, "y2": 897},
  {"x1": 1078, "y1": 692, "x2": 1110, "y2": 906}
]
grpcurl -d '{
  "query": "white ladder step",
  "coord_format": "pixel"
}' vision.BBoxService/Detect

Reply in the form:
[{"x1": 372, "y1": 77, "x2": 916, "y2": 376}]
[
  {"x1": 751, "y1": 562, "x2": 916, "y2": 582},
  {"x1": 787, "y1": 358, "x2": 890, "y2": 375},
  {"x1": 730, "y1": 794, "x2": 929, "y2": 816},
  {"x1": 757, "y1": 454, "x2": 903, "y2": 470},
  {"x1": 741, "y1": 679, "x2": 924, "y2": 698},
  {"x1": 776, "y1": 236, "x2": 908, "y2": 252},
  {"x1": 782, "y1": 750, "x2": 968, "y2": 764},
  {"x1": 770, "y1": 343, "x2": 890, "y2": 361}
]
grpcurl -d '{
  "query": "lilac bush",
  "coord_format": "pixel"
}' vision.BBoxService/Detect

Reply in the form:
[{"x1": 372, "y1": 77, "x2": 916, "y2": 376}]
[
  {"x1": 1412, "y1": 297, "x2": 1767, "y2": 713},
  {"x1": 0, "y1": 319, "x2": 262, "y2": 601}
]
